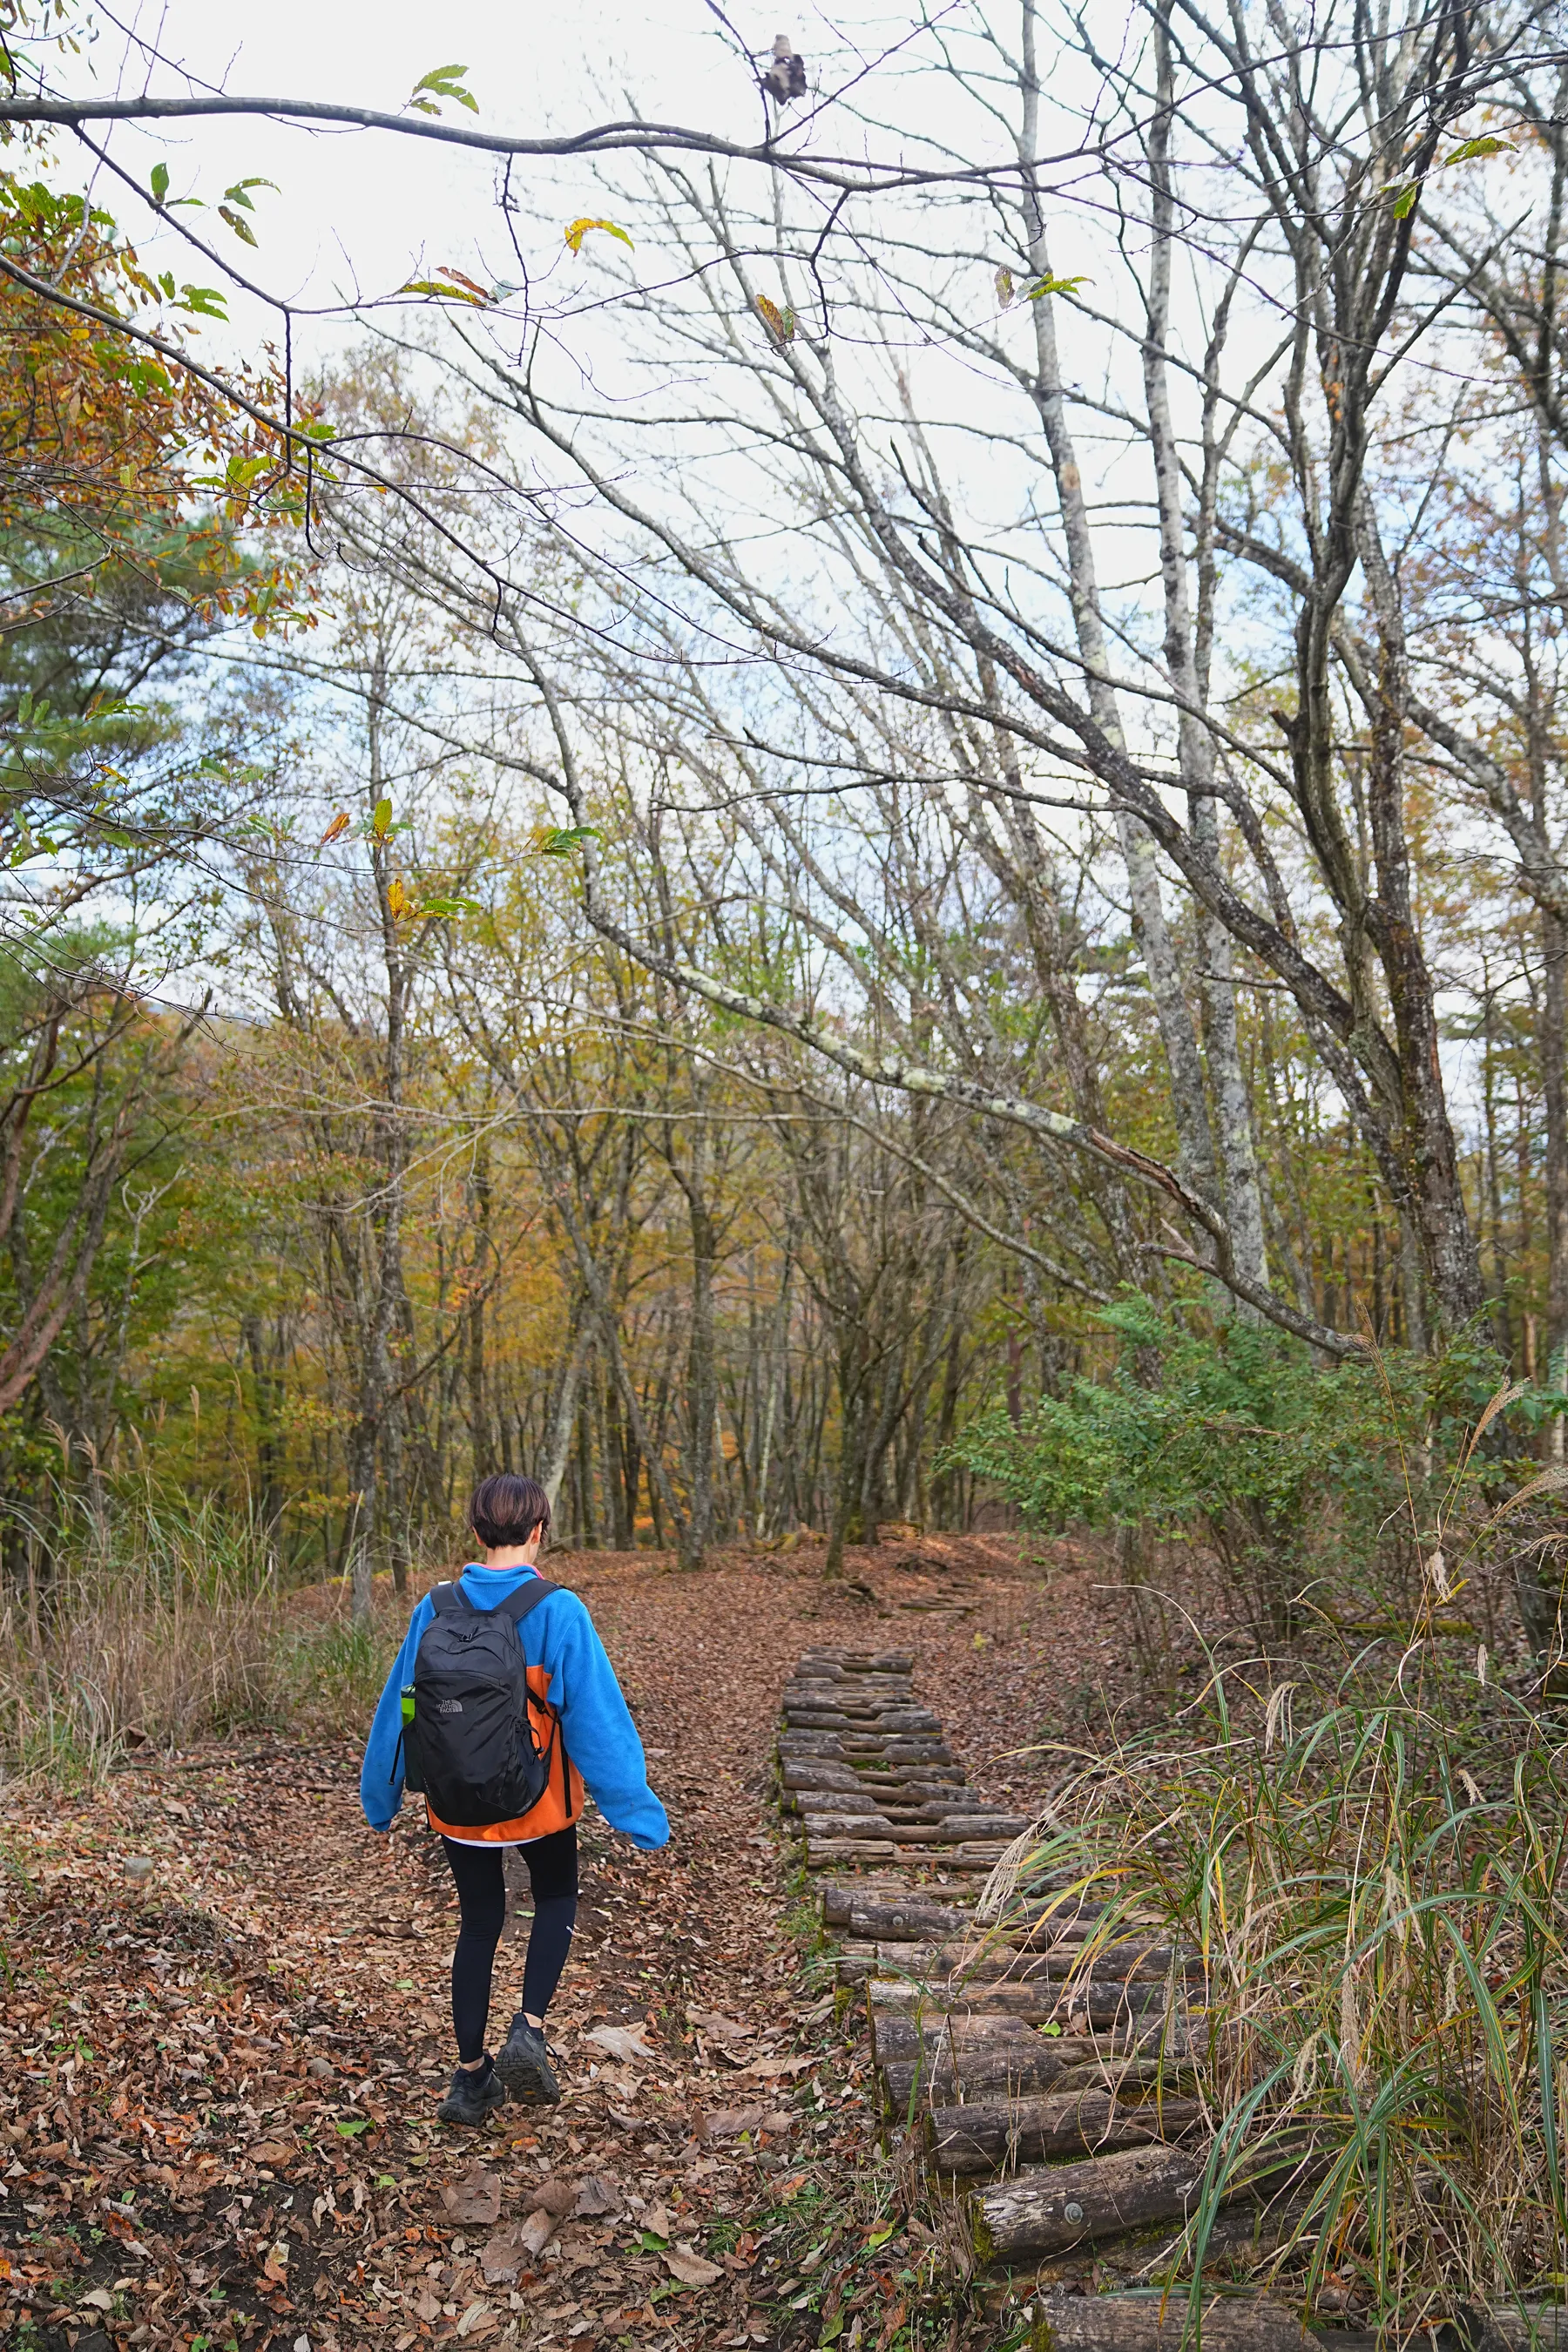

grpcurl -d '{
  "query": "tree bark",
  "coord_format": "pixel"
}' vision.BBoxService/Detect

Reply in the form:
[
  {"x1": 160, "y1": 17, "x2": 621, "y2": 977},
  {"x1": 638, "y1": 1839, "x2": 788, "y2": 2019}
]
[{"x1": 929, "y1": 2088, "x2": 1200, "y2": 2173}]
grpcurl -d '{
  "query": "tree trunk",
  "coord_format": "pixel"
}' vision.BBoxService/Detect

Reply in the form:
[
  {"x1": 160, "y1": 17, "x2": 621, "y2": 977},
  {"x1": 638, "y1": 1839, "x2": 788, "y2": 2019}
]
[{"x1": 1544, "y1": 909, "x2": 1568, "y2": 1456}]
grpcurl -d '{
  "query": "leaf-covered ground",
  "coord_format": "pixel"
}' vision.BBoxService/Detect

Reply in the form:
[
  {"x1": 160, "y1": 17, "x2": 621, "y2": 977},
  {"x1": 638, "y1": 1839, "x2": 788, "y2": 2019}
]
[{"x1": 0, "y1": 1534, "x2": 1129, "y2": 2352}]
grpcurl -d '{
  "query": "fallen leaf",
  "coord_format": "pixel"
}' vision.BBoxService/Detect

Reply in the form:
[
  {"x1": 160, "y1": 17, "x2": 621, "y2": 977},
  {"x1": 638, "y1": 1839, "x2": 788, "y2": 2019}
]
[
  {"x1": 519, "y1": 2208, "x2": 558, "y2": 2257},
  {"x1": 701, "y1": 2105, "x2": 767, "y2": 2142},
  {"x1": 79, "y1": 2288, "x2": 115, "y2": 2311},
  {"x1": 480, "y1": 2229, "x2": 531, "y2": 2286},
  {"x1": 663, "y1": 2245, "x2": 725, "y2": 2288},
  {"x1": 456, "y1": 2301, "x2": 492, "y2": 2339},
  {"x1": 250, "y1": 2139, "x2": 294, "y2": 2165},
  {"x1": 644, "y1": 2201, "x2": 672, "y2": 2239},
  {"x1": 585, "y1": 2024, "x2": 652, "y2": 2063},
  {"x1": 574, "y1": 2173, "x2": 621, "y2": 2217},
  {"x1": 686, "y1": 2008, "x2": 753, "y2": 2042},
  {"x1": 740, "y1": 2055, "x2": 814, "y2": 2078},
  {"x1": 760, "y1": 2109, "x2": 796, "y2": 2133},
  {"x1": 526, "y1": 2176, "x2": 578, "y2": 2217},
  {"x1": 442, "y1": 2163, "x2": 503, "y2": 2227}
]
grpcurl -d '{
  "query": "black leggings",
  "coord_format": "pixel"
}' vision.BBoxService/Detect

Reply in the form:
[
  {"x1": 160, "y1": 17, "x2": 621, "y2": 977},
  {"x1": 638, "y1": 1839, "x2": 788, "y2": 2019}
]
[{"x1": 443, "y1": 1826, "x2": 578, "y2": 2064}]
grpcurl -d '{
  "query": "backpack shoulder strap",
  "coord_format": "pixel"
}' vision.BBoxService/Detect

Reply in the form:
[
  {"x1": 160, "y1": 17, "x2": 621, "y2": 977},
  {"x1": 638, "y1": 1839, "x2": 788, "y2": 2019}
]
[
  {"x1": 497, "y1": 1576, "x2": 556, "y2": 1627},
  {"x1": 429, "y1": 1581, "x2": 474, "y2": 1618}
]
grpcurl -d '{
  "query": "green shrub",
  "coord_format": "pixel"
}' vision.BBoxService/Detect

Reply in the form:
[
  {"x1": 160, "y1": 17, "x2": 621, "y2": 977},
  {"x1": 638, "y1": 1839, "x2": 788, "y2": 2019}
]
[{"x1": 949, "y1": 1295, "x2": 1517, "y2": 1634}]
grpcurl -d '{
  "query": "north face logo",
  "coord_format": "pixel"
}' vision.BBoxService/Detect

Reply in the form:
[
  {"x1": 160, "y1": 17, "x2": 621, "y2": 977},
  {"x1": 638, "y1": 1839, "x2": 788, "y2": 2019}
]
[{"x1": 438, "y1": 1699, "x2": 464, "y2": 1714}]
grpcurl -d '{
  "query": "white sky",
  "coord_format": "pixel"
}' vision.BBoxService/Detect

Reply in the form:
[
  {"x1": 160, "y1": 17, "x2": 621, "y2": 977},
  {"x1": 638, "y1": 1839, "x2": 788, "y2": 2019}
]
[{"x1": 64, "y1": 0, "x2": 787, "y2": 362}]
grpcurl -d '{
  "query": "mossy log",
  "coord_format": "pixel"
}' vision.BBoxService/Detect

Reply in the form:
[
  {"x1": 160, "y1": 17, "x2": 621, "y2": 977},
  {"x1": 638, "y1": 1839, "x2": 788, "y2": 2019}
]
[
  {"x1": 928, "y1": 2088, "x2": 1201, "y2": 2173},
  {"x1": 1021, "y1": 2294, "x2": 1316, "y2": 2350},
  {"x1": 969, "y1": 2139, "x2": 1317, "y2": 2261}
]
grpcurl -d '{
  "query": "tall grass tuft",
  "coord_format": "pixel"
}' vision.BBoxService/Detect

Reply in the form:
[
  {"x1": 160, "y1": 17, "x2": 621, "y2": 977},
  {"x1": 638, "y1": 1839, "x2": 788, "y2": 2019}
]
[
  {"x1": 0, "y1": 1490, "x2": 403, "y2": 1781},
  {"x1": 997, "y1": 1666, "x2": 1568, "y2": 2333}
]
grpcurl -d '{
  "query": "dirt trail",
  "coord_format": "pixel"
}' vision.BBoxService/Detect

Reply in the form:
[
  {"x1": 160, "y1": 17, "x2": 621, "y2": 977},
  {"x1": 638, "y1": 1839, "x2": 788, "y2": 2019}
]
[{"x1": 0, "y1": 1538, "x2": 1126, "y2": 2352}]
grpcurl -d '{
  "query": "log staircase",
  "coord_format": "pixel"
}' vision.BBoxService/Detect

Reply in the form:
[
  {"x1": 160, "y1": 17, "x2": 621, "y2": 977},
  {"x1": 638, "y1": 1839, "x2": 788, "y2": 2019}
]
[{"x1": 781, "y1": 1646, "x2": 1382, "y2": 2350}]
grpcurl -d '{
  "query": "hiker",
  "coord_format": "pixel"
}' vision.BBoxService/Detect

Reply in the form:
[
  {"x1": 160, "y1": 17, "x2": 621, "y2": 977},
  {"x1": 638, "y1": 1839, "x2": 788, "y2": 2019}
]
[{"x1": 361, "y1": 1472, "x2": 668, "y2": 2126}]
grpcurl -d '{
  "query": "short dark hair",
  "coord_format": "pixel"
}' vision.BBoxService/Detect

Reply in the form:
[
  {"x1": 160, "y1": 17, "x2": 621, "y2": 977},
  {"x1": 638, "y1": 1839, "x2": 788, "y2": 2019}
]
[{"x1": 470, "y1": 1473, "x2": 551, "y2": 1550}]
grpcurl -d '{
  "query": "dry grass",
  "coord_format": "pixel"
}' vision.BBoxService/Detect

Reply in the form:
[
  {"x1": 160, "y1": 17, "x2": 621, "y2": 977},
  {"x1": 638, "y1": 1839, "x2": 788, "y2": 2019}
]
[
  {"x1": 995, "y1": 1659, "x2": 1568, "y2": 2333},
  {"x1": 0, "y1": 1492, "x2": 402, "y2": 1781}
]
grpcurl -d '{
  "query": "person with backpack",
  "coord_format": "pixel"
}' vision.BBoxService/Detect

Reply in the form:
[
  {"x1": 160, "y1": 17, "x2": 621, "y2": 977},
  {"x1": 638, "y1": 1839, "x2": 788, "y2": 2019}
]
[{"x1": 360, "y1": 1472, "x2": 668, "y2": 2126}]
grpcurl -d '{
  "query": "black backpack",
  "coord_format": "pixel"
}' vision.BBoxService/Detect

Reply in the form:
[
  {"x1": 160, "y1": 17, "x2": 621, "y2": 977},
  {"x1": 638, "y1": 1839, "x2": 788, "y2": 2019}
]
[{"x1": 403, "y1": 1578, "x2": 559, "y2": 1828}]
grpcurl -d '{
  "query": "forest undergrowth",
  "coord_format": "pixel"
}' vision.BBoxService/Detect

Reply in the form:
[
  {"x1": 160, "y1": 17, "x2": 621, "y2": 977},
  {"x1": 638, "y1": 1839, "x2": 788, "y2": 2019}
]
[{"x1": 0, "y1": 1536, "x2": 1086, "y2": 2352}]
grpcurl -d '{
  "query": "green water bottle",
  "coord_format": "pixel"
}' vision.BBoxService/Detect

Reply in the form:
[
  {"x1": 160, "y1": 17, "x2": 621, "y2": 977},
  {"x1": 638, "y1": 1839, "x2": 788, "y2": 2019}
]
[{"x1": 400, "y1": 1686, "x2": 425, "y2": 1794}]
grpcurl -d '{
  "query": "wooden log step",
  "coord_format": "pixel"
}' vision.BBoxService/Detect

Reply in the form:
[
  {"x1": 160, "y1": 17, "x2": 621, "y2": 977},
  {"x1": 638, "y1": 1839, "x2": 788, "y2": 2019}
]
[
  {"x1": 802, "y1": 1813, "x2": 1030, "y2": 1842},
  {"x1": 968, "y1": 2139, "x2": 1315, "y2": 2261},
  {"x1": 882, "y1": 2047, "x2": 1107, "y2": 2110},
  {"x1": 861, "y1": 1938, "x2": 1194, "y2": 1984},
  {"x1": 877, "y1": 2018, "x2": 1193, "y2": 2076},
  {"x1": 784, "y1": 1673, "x2": 914, "y2": 1692},
  {"x1": 798, "y1": 1716, "x2": 947, "y2": 1735},
  {"x1": 873, "y1": 2012, "x2": 1043, "y2": 2062},
  {"x1": 872, "y1": 2015, "x2": 1193, "y2": 2095},
  {"x1": 801, "y1": 1812, "x2": 1026, "y2": 1844},
  {"x1": 869, "y1": 1978, "x2": 1191, "y2": 2031},
  {"x1": 836, "y1": 1900, "x2": 1166, "y2": 1956},
  {"x1": 821, "y1": 1879, "x2": 977, "y2": 1923},
  {"x1": 793, "y1": 1792, "x2": 999, "y2": 1821},
  {"x1": 805, "y1": 1838, "x2": 1009, "y2": 1871},
  {"x1": 781, "y1": 1763, "x2": 966, "y2": 1794},
  {"x1": 842, "y1": 1897, "x2": 977, "y2": 1939},
  {"x1": 869, "y1": 1970, "x2": 1176, "y2": 2028},
  {"x1": 780, "y1": 1733, "x2": 957, "y2": 1762},
  {"x1": 928, "y1": 2089, "x2": 1202, "y2": 2173},
  {"x1": 782, "y1": 1693, "x2": 916, "y2": 1713},
  {"x1": 797, "y1": 1649, "x2": 916, "y2": 1670},
  {"x1": 1015, "y1": 2295, "x2": 1317, "y2": 2350}
]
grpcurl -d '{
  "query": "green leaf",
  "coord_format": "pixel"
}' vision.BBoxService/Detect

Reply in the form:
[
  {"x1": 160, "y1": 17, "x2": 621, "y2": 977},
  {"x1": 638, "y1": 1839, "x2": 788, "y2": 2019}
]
[
  {"x1": 179, "y1": 284, "x2": 228, "y2": 319},
  {"x1": 1445, "y1": 134, "x2": 1512, "y2": 164},
  {"x1": 866, "y1": 2223, "x2": 896, "y2": 2249},
  {"x1": 564, "y1": 216, "x2": 634, "y2": 256},
  {"x1": 1038, "y1": 2020, "x2": 1062, "y2": 2038},
  {"x1": 395, "y1": 275, "x2": 489, "y2": 307},
  {"x1": 371, "y1": 796, "x2": 393, "y2": 842},
  {"x1": 409, "y1": 63, "x2": 478, "y2": 114},
  {"x1": 335, "y1": 2119, "x2": 372, "y2": 2138},
  {"x1": 1025, "y1": 272, "x2": 1090, "y2": 301},
  {"x1": 1391, "y1": 182, "x2": 1420, "y2": 218},
  {"x1": 150, "y1": 161, "x2": 169, "y2": 206},
  {"x1": 419, "y1": 894, "x2": 483, "y2": 919},
  {"x1": 225, "y1": 178, "x2": 277, "y2": 207},
  {"x1": 638, "y1": 2229, "x2": 669, "y2": 2251},
  {"x1": 219, "y1": 206, "x2": 258, "y2": 248},
  {"x1": 531, "y1": 824, "x2": 601, "y2": 858}
]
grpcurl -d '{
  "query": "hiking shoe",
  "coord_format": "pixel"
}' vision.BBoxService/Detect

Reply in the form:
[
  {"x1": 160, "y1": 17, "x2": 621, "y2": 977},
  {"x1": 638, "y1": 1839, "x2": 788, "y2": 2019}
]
[
  {"x1": 437, "y1": 2058, "x2": 505, "y2": 2126},
  {"x1": 497, "y1": 2015, "x2": 561, "y2": 2105}
]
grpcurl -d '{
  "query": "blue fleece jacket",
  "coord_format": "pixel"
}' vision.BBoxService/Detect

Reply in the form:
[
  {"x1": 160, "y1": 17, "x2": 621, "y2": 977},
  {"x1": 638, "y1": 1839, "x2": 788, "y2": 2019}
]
[{"x1": 359, "y1": 1565, "x2": 669, "y2": 1848}]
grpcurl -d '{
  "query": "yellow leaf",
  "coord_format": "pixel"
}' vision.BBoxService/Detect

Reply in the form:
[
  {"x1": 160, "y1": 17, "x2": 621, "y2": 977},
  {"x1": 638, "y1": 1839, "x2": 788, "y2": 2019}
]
[
  {"x1": 755, "y1": 294, "x2": 787, "y2": 341},
  {"x1": 386, "y1": 876, "x2": 409, "y2": 919},
  {"x1": 564, "y1": 217, "x2": 633, "y2": 257}
]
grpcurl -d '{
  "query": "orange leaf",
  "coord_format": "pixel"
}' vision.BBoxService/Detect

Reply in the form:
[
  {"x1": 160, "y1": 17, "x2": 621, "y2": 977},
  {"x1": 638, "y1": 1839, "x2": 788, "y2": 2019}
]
[{"x1": 319, "y1": 812, "x2": 351, "y2": 847}]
